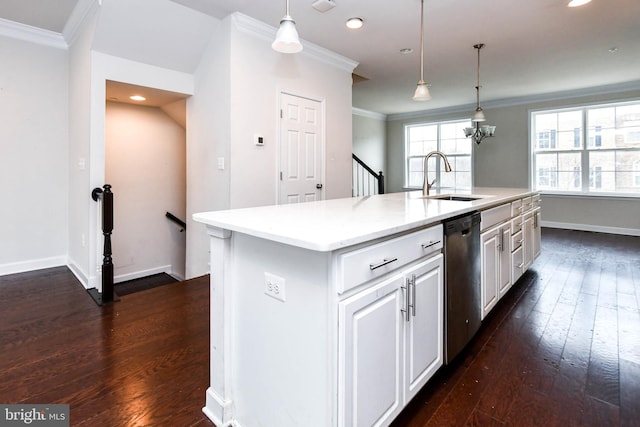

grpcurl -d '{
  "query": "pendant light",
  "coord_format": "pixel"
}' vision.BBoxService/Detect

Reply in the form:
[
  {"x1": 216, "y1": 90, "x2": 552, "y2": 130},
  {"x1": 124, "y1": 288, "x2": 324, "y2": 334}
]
[
  {"x1": 272, "y1": 0, "x2": 303, "y2": 54},
  {"x1": 412, "y1": 0, "x2": 431, "y2": 101},
  {"x1": 463, "y1": 43, "x2": 496, "y2": 144}
]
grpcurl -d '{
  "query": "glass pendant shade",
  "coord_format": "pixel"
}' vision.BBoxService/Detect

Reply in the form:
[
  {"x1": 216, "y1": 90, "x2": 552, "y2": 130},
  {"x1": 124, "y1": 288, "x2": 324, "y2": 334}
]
[
  {"x1": 413, "y1": 81, "x2": 432, "y2": 101},
  {"x1": 272, "y1": 17, "x2": 302, "y2": 53},
  {"x1": 472, "y1": 107, "x2": 486, "y2": 122}
]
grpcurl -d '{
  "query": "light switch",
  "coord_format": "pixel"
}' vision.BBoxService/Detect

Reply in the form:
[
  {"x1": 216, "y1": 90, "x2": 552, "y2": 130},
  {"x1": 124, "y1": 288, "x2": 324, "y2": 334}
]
[
  {"x1": 254, "y1": 134, "x2": 264, "y2": 146},
  {"x1": 217, "y1": 157, "x2": 225, "y2": 170}
]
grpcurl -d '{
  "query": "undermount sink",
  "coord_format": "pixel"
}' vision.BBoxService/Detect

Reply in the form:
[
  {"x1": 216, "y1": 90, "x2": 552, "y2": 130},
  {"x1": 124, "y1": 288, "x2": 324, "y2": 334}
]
[{"x1": 426, "y1": 194, "x2": 482, "y2": 201}]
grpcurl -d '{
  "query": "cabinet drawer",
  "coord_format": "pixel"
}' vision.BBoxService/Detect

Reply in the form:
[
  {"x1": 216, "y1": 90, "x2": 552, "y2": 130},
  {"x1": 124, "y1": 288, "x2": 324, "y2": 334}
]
[
  {"x1": 511, "y1": 230, "x2": 523, "y2": 250},
  {"x1": 522, "y1": 196, "x2": 533, "y2": 212},
  {"x1": 336, "y1": 225, "x2": 443, "y2": 294},
  {"x1": 510, "y1": 199, "x2": 523, "y2": 217},
  {"x1": 511, "y1": 217, "x2": 523, "y2": 234},
  {"x1": 532, "y1": 193, "x2": 541, "y2": 208},
  {"x1": 481, "y1": 203, "x2": 511, "y2": 231}
]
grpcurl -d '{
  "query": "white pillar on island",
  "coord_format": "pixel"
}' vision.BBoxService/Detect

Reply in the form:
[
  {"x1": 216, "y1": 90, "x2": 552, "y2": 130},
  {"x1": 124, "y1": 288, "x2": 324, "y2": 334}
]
[{"x1": 202, "y1": 226, "x2": 234, "y2": 427}]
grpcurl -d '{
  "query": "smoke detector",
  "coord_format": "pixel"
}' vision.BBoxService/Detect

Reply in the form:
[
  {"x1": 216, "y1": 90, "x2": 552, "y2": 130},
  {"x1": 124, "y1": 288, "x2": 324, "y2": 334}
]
[{"x1": 312, "y1": 0, "x2": 336, "y2": 13}]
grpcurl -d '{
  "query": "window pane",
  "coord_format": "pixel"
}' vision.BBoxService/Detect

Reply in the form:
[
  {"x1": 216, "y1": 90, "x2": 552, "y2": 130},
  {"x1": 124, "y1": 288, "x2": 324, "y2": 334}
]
[
  {"x1": 534, "y1": 110, "x2": 582, "y2": 150},
  {"x1": 407, "y1": 125, "x2": 437, "y2": 156},
  {"x1": 588, "y1": 104, "x2": 640, "y2": 149},
  {"x1": 405, "y1": 119, "x2": 472, "y2": 190},
  {"x1": 589, "y1": 151, "x2": 615, "y2": 192},
  {"x1": 535, "y1": 152, "x2": 581, "y2": 191}
]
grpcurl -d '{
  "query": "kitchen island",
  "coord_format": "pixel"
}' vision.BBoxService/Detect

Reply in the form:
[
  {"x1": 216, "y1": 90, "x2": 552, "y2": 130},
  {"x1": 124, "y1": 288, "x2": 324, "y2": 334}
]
[{"x1": 193, "y1": 188, "x2": 540, "y2": 427}]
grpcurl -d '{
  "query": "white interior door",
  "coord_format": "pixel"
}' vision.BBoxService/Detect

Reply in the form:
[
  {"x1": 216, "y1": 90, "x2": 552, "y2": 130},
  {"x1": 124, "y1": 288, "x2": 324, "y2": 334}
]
[{"x1": 279, "y1": 93, "x2": 324, "y2": 204}]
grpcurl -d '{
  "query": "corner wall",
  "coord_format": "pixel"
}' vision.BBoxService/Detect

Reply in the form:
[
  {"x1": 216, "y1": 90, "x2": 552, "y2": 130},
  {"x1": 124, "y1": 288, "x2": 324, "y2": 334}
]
[{"x1": 0, "y1": 36, "x2": 69, "y2": 275}]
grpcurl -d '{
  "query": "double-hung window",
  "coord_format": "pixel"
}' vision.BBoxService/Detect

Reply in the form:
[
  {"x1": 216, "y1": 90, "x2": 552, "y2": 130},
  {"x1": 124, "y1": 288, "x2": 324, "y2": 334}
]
[
  {"x1": 531, "y1": 100, "x2": 640, "y2": 196},
  {"x1": 405, "y1": 119, "x2": 472, "y2": 191}
]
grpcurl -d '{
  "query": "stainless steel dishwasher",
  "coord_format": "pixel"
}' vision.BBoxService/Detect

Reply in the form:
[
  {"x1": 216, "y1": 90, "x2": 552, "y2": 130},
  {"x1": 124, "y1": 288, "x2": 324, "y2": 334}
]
[{"x1": 443, "y1": 211, "x2": 481, "y2": 364}]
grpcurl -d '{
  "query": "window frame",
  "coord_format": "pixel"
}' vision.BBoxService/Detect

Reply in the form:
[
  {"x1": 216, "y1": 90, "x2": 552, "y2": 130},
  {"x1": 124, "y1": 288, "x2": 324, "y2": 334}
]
[
  {"x1": 404, "y1": 118, "x2": 473, "y2": 191},
  {"x1": 530, "y1": 99, "x2": 640, "y2": 198}
]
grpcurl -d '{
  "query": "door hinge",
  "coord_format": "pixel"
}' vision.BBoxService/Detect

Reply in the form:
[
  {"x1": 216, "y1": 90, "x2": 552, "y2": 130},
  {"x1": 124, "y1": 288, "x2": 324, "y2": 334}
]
[
  {"x1": 280, "y1": 171, "x2": 283, "y2": 180},
  {"x1": 280, "y1": 109, "x2": 283, "y2": 118}
]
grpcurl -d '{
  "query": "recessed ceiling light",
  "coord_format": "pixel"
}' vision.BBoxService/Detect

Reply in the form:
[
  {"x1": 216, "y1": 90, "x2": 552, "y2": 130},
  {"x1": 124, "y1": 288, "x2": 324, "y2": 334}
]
[
  {"x1": 567, "y1": 0, "x2": 592, "y2": 7},
  {"x1": 130, "y1": 95, "x2": 146, "y2": 101},
  {"x1": 346, "y1": 18, "x2": 364, "y2": 29},
  {"x1": 400, "y1": 48, "x2": 413, "y2": 54}
]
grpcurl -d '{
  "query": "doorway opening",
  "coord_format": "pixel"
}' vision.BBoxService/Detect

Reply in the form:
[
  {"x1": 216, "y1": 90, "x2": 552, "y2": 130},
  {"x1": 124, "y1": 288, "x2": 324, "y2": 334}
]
[{"x1": 104, "y1": 80, "x2": 189, "y2": 288}]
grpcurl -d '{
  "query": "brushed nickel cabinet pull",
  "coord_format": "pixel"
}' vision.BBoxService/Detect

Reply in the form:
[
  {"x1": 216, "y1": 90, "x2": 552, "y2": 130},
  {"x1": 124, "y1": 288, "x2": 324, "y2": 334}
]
[{"x1": 369, "y1": 257, "x2": 398, "y2": 271}]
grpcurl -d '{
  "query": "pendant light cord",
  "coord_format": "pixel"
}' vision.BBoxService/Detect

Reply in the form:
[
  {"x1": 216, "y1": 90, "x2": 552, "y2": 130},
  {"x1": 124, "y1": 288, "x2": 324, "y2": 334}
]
[{"x1": 419, "y1": 0, "x2": 424, "y2": 81}]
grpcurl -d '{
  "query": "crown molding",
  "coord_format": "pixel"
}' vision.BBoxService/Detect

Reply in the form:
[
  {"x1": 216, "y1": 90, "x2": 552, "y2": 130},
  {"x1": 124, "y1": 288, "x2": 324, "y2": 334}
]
[
  {"x1": 386, "y1": 80, "x2": 640, "y2": 122},
  {"x1": 231, "y1": 12, "x2": 358, "y2": 73},
  {"x1": 352, "y1": 107, "x2": 387, "y2": 121},
  {"x1": 0, "y1": 17, "x2": 66, "y2": 49},
  {"x1": 63, "y1": 0, "x2": 101, "y2": 46}
]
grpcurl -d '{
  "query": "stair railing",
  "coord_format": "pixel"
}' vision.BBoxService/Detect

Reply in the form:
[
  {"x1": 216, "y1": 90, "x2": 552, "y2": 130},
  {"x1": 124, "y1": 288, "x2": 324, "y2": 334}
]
[
  {"x1": 352, "y1": 153, "x2": 384, "y2": 197},
  {"x1": 166, "y1": 212, "x2": 187, "y2": 232}
]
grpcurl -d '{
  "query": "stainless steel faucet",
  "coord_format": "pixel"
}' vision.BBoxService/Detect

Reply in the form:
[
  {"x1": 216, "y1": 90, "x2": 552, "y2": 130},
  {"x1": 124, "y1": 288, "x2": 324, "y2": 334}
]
[{"x1": 423, "y1": 150, "x2": 453, "y2": 196}]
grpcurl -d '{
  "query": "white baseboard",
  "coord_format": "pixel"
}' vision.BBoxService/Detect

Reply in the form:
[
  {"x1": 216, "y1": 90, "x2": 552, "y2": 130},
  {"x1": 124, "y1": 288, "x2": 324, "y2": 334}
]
[
  {"x1": 0, "y1": 256, "x2": 67, "y2": 277},
  {"x1": 67, "y1": 260, "x2": 89, "y2": 288},
  {"x1": 114, "y1": 265, "x2": 173, "y2": 283},
  {"x1": 542, "y1": 220, "x2": 640, "y2": 237}
]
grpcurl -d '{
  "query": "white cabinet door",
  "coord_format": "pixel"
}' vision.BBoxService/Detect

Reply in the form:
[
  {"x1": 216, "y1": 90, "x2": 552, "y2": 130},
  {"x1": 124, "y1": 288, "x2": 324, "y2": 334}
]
[
  {"x1": 522, "y1": 211, "x2": 534, "y2": 270},
  {"x1": 511, "y1": 244, "x2": 524, "y2": 284},
  {"x1": 532, "y1": 208, "x2": 541, "y2": 260},
  {"x1": 498, "y1": 224, "x2": 512, "y2": 298},
  {"x1": 339, "y1": 273, "x2": 404, "y2": 427},
  {"x1": 481, "y1": 226, "x2": 500, "y2": 319},
  {"x1": 403, "y1": 254, "x2": 443, "y2": 404}
]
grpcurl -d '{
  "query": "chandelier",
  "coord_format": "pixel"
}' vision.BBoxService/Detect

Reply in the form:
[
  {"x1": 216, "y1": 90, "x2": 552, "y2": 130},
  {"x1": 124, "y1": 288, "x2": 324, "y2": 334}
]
[{"x1": 463, "y1": 43, "x2": 495, "y2": 144}]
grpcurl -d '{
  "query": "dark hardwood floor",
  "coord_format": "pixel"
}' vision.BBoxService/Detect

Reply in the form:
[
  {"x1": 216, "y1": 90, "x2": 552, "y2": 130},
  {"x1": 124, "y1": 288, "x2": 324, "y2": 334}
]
[
  {"x1": 0, "y1": 268, "x2": 212, "y2": 426},
  {"x1": 392, "y1": 228, "x2": 640, "y2": 427},
  {"x1": 1, "y1": 228, "x2": 638, "y2": 426}
]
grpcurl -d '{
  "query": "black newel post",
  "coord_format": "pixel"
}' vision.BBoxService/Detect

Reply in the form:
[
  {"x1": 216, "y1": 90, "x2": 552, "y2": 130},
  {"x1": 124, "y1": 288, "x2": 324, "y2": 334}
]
[
  {"x1": 88, "y1": 184, "x2": 119, "y2": 305},
  {"x1": 101, "y1": 185, "x2": 115, "y2": 303}
]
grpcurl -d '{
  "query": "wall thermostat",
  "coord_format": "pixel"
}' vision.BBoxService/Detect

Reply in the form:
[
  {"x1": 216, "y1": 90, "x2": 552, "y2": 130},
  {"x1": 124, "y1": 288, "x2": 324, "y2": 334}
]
[{"x1": 254, "y1": 134, "x2": 264, "y2": 146}]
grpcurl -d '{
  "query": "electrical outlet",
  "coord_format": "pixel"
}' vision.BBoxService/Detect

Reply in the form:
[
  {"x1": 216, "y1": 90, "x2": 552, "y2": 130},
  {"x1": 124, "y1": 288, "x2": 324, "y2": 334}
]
[{"x1": 264, "y1": 273, "x2": 286, "y2": 302}]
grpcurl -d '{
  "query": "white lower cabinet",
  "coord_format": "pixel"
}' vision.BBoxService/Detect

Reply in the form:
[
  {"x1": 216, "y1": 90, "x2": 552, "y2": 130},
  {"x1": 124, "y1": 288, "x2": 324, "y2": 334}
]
[
  {"x1": 339, "y1": 253, "x2": 443, "y2": 427},
  {"x1": 480, "y1": 223, "x2": 511, "y2": 319}
]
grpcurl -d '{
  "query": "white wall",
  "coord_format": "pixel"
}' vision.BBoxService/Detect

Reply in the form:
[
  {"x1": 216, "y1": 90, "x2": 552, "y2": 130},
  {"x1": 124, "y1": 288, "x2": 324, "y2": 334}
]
[
  {"x1": 105, "y1": 102, "x2": 186, "y2": 281},
  {"x1": 186, "y1": 17, "x2": 229, "y2": 279},
  {"x1": 352, "y1": 111, "x2": 386, "y2": 174},
  {"x1": 67, "y1": 3, "x2": 99, "y2": 285},
  {"x1": 0, "y1": 35, "x2": 69, "y2": 275}
]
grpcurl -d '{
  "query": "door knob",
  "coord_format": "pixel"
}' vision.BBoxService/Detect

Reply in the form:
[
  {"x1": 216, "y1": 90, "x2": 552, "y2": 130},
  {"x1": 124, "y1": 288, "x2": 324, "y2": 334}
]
[{"x1": 316, "y1": 184, "x2": 323, "y2": 189}]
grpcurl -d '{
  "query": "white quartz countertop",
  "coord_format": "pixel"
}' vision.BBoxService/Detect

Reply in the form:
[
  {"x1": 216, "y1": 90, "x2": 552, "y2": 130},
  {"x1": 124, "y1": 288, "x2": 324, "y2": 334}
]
[{"x1": 193, "y1": 187, "x2": 536, "y2": 252}]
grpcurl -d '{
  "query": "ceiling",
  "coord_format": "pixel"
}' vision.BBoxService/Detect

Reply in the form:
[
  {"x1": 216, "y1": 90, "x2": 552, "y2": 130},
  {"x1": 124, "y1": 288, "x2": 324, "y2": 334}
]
[{"x1": 2, "y1": 0, "x2": 639, "y2": 116}]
